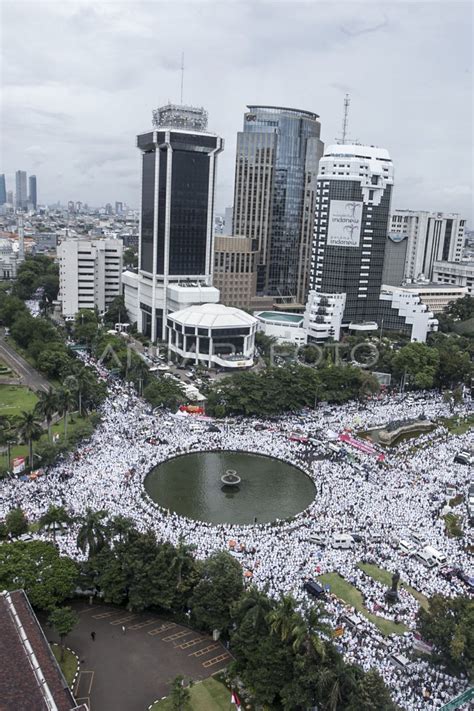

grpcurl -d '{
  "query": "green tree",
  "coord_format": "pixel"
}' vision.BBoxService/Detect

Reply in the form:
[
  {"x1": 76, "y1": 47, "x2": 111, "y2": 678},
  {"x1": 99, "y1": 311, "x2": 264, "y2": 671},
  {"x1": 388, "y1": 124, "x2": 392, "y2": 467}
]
[
  {"x1": 170, "y1": 537, "x2": 197, "y2": 589},
  {"x1": 103, "y1": 295, "x2": 130, "y2": 327},
  {"x1": 34, "y1": 388, "x2": 58, "y2": 442},
  {"x1": 392, "y1": 341, "x2": 440, "y2": 389},
  {"x1": 48, "y1": 606, "x2": 78, "y2": 661},
  {"x1": 39, "y1": 505, "x2": 72, "y2": 542},
  {"x1": 123, "y1": 248, "x2": 138, "y2": 270},
  {"x1": 169, "y1": 675, "x2": 191, "y2": 711},
  {"x1": 74, "y1": 309, "x2": 99, "y2": 346},
  {"x1": 143, "y1": 377, "x2": 185, "y2": 410},
  {"x1": 190, "y1": 551, "x2": 244, "y2": 634},
  {"x1": 417, "y1": 594, "x2": 474, "y2": 678},
  {"x1": 17, "y1": 410, "x2": 43, "y2": 468},
  {"x1": 0, "y1": 540, "x2": 77, "y2": 610},
  {"x1": 77, "y1": 509, "x2": 108, "y2": 556},
  {"x1": 56, "y1": 387, "x2": 76, "y2": 436},
  {"x1": 346, "y1": 668, "x2": 399, "y2": 711},
  {"x1": 5, "y1": 507, "x2": 28, "y2": 536}
]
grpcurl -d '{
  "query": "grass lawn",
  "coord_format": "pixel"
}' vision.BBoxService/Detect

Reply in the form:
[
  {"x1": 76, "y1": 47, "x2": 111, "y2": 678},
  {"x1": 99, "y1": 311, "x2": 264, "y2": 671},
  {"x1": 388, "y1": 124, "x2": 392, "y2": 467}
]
[
  {"x1": 439, "y1": 414, "x2": 474, "y2": 435},
  {"x1": 357, "y1": 562, "x2": 430, "y2": 611},
  {"x1": 51, "y1": 644, "x2": 78, "y2": 687},
  {"x1": 150, "y1": 677, "x2": 233, "y2": 710},
  {"x1": 0, "y1": 413, "x2": 91, "y2": 472},
  {"x1": 317, "y1": 572, "x2": 408, "y2": 636},
  {"x1": 0, "y1": 384, "x2": 38, "y2": 417}
]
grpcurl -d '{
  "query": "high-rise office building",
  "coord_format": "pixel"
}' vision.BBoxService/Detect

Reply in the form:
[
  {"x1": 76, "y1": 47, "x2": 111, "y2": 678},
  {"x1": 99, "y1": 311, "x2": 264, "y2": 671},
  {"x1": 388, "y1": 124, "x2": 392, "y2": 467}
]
[
  {"x1": 58, "y1": 237, "x2": 123, "y2": 317},
  {"x1": 385, "y1": 210, "x2": 465, "y2": 284},
  {"x1": 213, "y1": 235, "x2": 259, "y2": 310},
  {"x1": 305, "y1": 144, "x2": 437, "y2": 342},
  {"x1": 0, "y1": 175, "x2": 6, "y2": 205},
  {"x1": 232, "y1": 105, "x2": 324, "y2": 303},
  {"x1": 15, "y1": 171, "x2": 28, "y2": 209},
  {"x1": 123, "y1": 104, "x2": 223, "y2": 341},
  {"x1": 28, "y1": 175, "x2": 37, "y2": 209}
]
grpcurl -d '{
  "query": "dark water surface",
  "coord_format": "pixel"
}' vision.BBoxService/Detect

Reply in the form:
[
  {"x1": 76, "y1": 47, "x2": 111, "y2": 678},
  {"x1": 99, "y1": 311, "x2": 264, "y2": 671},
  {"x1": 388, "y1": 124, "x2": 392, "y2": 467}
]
[{"x1": 144, "y1": 451, "x2": 316, "y2": 524}]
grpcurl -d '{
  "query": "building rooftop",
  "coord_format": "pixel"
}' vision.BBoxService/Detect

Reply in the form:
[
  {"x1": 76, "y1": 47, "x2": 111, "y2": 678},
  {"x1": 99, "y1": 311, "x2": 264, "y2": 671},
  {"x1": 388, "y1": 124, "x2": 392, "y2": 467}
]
[
  {"x1": 246, "y1": 105, "x2": 319, "y2": 120},
  {"x1": 0, "y1": 589, "x2": 85, "y2": 711},
  {"x1": 256, "y1": 311, "x2": 304, "y2": 324},
  {"x1": 169, "y1": 302, "x2": 257, "y2": 329},
  {"x1": 324, "y1": 144, "x2": 391, "y2": 161}
]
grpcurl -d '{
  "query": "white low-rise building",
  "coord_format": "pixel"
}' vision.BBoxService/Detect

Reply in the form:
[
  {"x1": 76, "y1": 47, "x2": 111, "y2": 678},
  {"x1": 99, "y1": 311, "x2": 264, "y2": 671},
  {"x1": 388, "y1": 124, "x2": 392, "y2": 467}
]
[
  {"x1": 167, "y1": 303, "x2": 257, "y2": 369},
  {"x1": 58, "y1": 237, "x2": 123, "y2": 317},
  {"x1": 433, "y1": 260, "x2": 474, "y2": 296},
  {"x1": 255, "y1": 311, "x2": 306, "y2": 345}
]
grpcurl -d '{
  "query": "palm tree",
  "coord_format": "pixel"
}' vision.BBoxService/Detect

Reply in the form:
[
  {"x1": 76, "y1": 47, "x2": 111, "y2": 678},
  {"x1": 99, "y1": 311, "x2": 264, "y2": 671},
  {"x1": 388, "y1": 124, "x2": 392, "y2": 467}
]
[
  {"x1": 73, "y1": 367, "x2": 95, "y2": 416},
  {"x1": 39, "y1": 505, "x2": 72, "y2": 542},
  {"x1": 16, "y1": 410, "x2": 43, "y2": 470},
  {"x1": 267, "y1": 594, "x2": 300, "y2": 643},
  {"x1": 233, "y1": 586, "x2": 273, "y2": 634},
  {"x1": 108, "y1": 515, "x2": 134, "y2": 544},
  {"x1": 170, "y1": 537, "x2": 196, "y2": 588},
  {"x1": 0, "y1": 416, "x2": 14, "y2": 469},
  {"x1": 77, "y1": 509, "x2": 108, "y2": 555},
  {"x1": 56, "y1": 387, "x2": 75, "y2": 436},
  {"x1": 289, "y1": 604, "x2": 330, "y2": 659},
  {"x1": 317, "y1": 657, "x2": 359, "y2": 711},
  {"x1": 34, "y1": 388, "x2": 58, "y2": 442}
]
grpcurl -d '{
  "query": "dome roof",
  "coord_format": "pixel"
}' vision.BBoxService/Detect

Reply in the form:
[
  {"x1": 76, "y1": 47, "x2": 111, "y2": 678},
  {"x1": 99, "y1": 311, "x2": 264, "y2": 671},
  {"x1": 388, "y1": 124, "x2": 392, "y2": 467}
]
[{"x1": 168, "y1": 302, "x2": 257, "y2": 329}]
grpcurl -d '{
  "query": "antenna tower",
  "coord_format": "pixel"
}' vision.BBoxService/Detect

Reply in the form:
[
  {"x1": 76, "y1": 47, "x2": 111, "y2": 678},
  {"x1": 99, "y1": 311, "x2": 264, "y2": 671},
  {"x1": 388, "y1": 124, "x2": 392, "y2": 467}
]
[
  {"x1": 180, "y1": 52, "x2": 184, "y2": 104},
  {"x1": 336, "y1": 93, "x2": 358, "y2": 145}
]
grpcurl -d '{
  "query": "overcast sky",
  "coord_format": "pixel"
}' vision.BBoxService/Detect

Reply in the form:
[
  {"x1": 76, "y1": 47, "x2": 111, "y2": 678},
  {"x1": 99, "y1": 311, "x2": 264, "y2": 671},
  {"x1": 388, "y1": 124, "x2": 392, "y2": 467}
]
[{"x1": 1, "y1": 1, "x2": 472, "y2": 225}]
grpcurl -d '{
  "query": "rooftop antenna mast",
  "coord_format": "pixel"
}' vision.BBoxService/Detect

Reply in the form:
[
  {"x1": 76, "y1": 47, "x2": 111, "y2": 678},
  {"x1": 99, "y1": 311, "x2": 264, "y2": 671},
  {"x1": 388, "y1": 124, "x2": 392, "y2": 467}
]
[
  {"x1": 180, "y1": 52, "x2": 184, "y2": 104},
  {"x1": 336, "y1": 93, "x2": 358, "y2": 144}
]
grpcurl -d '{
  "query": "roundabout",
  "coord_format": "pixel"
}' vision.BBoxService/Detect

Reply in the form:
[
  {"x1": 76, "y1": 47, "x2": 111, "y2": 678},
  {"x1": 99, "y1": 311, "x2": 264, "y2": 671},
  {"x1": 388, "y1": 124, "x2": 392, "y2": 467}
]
[{"x1": 143, "y1": 451, "x2": 316, "y2": 525}]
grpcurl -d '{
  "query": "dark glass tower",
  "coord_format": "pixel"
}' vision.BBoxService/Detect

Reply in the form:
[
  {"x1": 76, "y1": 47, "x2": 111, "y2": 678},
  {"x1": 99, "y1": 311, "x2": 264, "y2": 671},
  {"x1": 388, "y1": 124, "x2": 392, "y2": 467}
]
[
  {"x1": 134, "y1": 105, "x2": 223, "y2": 340},
  {"x1": 0, "y1": 175, "x2": 6, "y2": 205},
  {"x1": 28, "y1": 175, "x2": 37, "y2": 209},
  {"x1": 233, "y1": 105, "x2": 324, "y2": 302}
]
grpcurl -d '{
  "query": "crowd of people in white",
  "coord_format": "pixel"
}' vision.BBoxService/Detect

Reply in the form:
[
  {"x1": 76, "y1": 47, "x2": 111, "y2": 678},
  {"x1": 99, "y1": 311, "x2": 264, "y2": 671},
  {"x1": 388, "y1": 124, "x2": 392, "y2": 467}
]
[{"x1": 0, "y1": 353, "x2": 472, "y2": 711}]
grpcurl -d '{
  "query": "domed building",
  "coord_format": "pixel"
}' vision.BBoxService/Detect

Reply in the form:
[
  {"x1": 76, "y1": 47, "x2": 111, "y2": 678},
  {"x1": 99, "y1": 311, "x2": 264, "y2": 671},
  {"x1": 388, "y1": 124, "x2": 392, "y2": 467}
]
[{"x1": 167, "y1": 303, "x2": 257, "y2": 369}]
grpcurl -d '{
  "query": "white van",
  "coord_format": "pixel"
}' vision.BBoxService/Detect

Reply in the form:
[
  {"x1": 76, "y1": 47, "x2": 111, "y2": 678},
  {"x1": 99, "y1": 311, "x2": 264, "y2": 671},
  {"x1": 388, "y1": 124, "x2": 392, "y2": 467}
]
[
  {"x1": 414, "y1": 551, "x2": 436, "y2": 569},
  {"x1": 332, "y1": 533, "x2": 354, "y2": 549},
  {"x1": 389, "y1": 653, "x2": 413, "y2": 673},
  {"x1": 398, "y1": 539, "x2": 415, "y2": 555},
  {"x1": 423, "y1": 545, "x2": 447, "y2": 566}
]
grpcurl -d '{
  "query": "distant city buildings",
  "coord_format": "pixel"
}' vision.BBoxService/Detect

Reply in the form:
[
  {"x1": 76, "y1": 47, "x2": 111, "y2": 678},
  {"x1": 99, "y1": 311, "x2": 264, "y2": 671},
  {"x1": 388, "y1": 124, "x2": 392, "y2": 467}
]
[
  {"x1": 433, "y1": 260, "x2": 474, "y2": 296},
  {"x1": 58, "y1": 237, "x2": 123, "y2": 317},
  {"x1": 15, "y1": 170, "x2": 28, "y2": 210},
  {"x1": 0, "y1": 175, "x2": 6, "y2": 205},
  {"x1": 28, "y1": 175, "x2": 37, "y2": 209},
  {"x1": 232, "y1": 105, "x2": 324, "y2": 303}
]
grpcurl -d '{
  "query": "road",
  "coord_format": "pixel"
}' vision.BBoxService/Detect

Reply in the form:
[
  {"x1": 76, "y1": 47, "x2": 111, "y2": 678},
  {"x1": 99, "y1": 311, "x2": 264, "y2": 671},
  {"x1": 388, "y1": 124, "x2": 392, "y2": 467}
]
[{"x1": 0, "y1": 335, "x2": 50, "y2": 393}]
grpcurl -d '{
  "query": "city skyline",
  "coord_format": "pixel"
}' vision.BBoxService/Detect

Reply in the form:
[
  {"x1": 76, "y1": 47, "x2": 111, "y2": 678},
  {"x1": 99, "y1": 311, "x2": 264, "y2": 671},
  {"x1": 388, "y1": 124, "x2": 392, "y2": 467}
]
[{"x1": 1, "y1": 2, "x2": 472, "y2": 225}]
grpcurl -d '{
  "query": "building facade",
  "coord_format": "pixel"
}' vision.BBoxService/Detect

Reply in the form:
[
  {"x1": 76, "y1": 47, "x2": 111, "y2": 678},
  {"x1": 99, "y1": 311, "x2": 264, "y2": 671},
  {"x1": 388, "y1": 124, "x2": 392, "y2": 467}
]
[
  {"x1": 213, "y1": 235, "x2": 258, "y2": 310},
  {"x1": 381, "y1": 282, "x2": 468, "y2": 314},
  {"x1": 28, "y1": 175, "x2": 37, "y2": 209},
  {"x1": 433, "y1": 260, "x2": 474, "y2": 296},
  {"x1": 167, "y1": 303, "x2": 257, "y2": 369},
  {"x1": 123, "y1": 104, "x2": 223, "y2": 341},
  {"x1": 15, "y1": 171, "x2": 28, "y2": 210},
  {"x1": 388, "y1": 210, "x2": 465, "y2": 282},
  {"x1": 0, "y1": 174, "x2": 6, "y2": 205},
  {"x1": 309, "y1": 143, "x2": 394, "y2": 327},
  {"x1": 58, "y1": 238, "x2": 123, "y2": 317},
  {"x1": 232, "y1": 105, "x2": 324, "y2": 302}
]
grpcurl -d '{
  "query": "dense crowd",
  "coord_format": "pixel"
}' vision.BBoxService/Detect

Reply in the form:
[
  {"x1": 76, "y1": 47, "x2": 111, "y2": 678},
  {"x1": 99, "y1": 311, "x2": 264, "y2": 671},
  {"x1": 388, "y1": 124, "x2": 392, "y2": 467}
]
[{"x1": 0, "y1": 354, "x2": 472, "y2": 710}]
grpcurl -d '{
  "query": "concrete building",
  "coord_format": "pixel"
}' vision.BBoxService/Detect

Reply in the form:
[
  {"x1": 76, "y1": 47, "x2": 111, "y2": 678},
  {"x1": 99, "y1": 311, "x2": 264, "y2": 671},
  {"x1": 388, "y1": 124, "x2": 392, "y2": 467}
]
[
  {"x1": 388, "y1": 210, "x2": 465, "y2": 282},
  {"x1": 58, "y1": 237, "x2": 123, "y2": 317},
  {"x1": 167, "y1": 302, "x2": 257, "y2": 369},
  {"x1": 381, "y1": 231, "x2": 409, "y2": 287},
  {"x1": 382, "y1": 282, "x2": 468, "y2": 314},
  {"x1": 255, "y1": 310, "x2": 306, "y2": 345},
  {"x1": 233, "y1": 105, "x2": 324, "y2": 302},
  {"x1": 433, "y1": 260, "x2": 474, "y2": 296},
  {"x1": 123, "y1": 104, "x2": 223, "y2": 341},
  {"x1": 0, "y1": 174, "x2": 6, "y2": 205},
  {"x1": 0, "y1": 238, "x2": 20, "y2": 280},
  {"x1": 213, "y1": 235, "x2": 258, "y2": 310},
  {"x1": 15, "y1": 171, "x2": 28, "y2": 210}
]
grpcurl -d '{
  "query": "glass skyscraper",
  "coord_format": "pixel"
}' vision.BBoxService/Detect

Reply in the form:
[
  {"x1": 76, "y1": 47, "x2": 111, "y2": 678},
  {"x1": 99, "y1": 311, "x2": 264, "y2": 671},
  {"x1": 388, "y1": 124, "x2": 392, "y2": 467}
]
[
  {"x1": 0, "y1": 175, "x2": 6, "y2": 206},
  {"x1": 15, "y1": 170, "x2": 27, "y2": 210},
  {"x1": 28, "y1": 175, "x2": 37, "y2": 209},
  {"x1": 233, "y1": 106, "x2": 324, "y2": 302},
  {"x1": 125, "y1": 105, "x2": 223, "y2": 340}
]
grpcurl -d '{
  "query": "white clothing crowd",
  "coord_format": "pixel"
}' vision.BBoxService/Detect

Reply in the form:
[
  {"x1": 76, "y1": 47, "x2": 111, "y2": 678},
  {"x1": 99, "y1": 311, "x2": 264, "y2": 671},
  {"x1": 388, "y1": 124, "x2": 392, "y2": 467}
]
[{"x1": 1, "y1": 354, "x2": 473, "y2": 710}]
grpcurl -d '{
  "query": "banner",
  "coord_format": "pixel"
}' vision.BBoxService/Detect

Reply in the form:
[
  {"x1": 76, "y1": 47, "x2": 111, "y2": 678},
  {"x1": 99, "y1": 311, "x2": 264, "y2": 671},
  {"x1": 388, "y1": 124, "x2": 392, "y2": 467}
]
[
  {"x1": 327, "y1": 200, "x2": 362, "y2": 247},
  {"x1": 12, "y1": 456, "x2": 26, "y2": 474}
]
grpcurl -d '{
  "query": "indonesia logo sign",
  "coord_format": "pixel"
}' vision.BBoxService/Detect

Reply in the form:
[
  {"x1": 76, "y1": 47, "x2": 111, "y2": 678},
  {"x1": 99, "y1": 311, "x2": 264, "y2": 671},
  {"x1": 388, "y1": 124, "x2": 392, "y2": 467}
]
[{"x1": 327, "y1": 200, "x2": 362, "y2": 247}]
